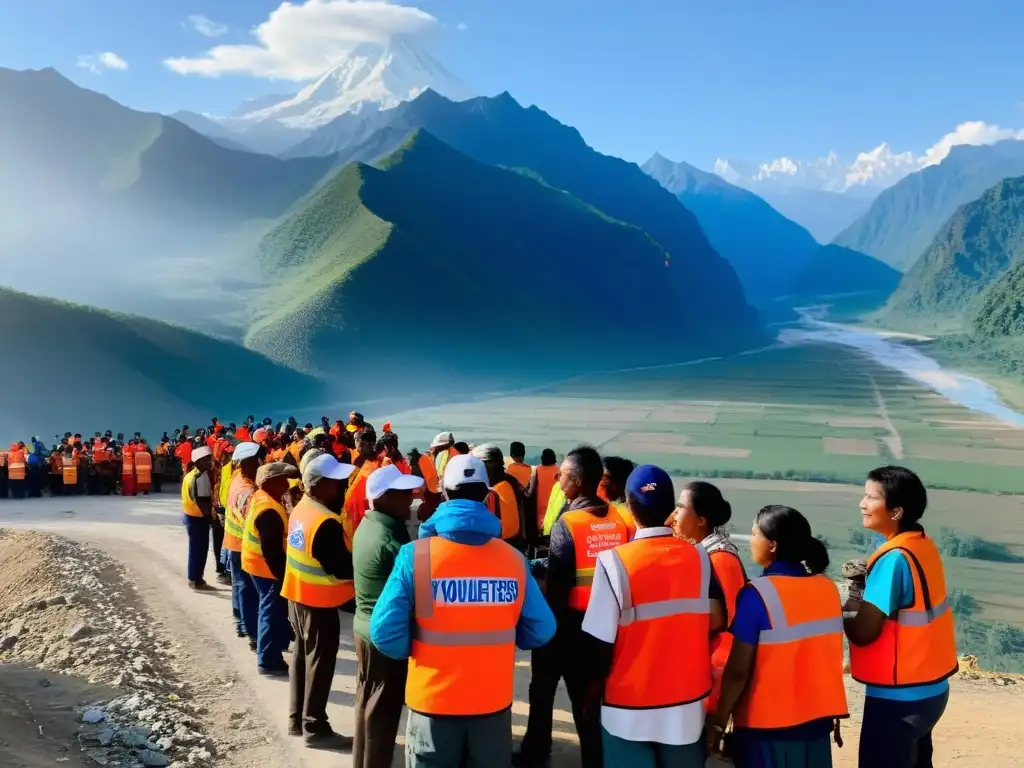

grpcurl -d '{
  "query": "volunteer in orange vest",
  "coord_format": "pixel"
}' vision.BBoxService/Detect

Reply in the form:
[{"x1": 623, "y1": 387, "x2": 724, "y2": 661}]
[
  {"x1": 134, "y1": 440, "x2": 154, "y2": 495},
  {"x1": 710, "y1": 504, "x2": 847, "y2": 765},
  {"x1": 472, "y1": 443, "x2": 525, "y2": 547},
  {"x1": 62, "y1": 447, "x2": 79, "y2": 493},
  {"x1": 844, "y1": 466, "x2": 957, "y2": 768},
  {"x1": 371, "y1": 453, "x2": 555, "y2": 768},
  {"x1": 226, "y1": 442, "x2": 262, "y2": 648},
  {"x1": 517, "y1": 446, "x2": 629, "y2": 768},
  {"x1": 282, "y1": 453, "x2": 358, "y2": 751},
  {"x1": 671, "y1": 481, "x2": 747, "y2": 714},
  {"x1": 242, "y1": 461, "x2": 300, "y2": 677},
  {"x1": 344, "y1": 430, "x2": 380, "y2": 532},
  {"x1": 181, "y1": 445, "x2": 215, "y2": 590},
  {"x1": 506, "y1": 441, "x2": 533, "y2": 489},
  {"x1": 8, "y1": 442, "x2": 28, "y2": 499},
  {"x1": 582, "y1": 464, "x2": 725, "y2": 766},
  {"x1": 121, "y1": 439, "x2": 137, "y2": 496},
  {"x1": 526, "y1": 448, "x2": 560, "y2": 545}
]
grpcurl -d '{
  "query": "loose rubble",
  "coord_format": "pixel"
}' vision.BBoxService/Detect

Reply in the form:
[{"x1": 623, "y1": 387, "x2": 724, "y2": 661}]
[{"x1": 0, "y1": 530, "x2": 215, "y2": 767}]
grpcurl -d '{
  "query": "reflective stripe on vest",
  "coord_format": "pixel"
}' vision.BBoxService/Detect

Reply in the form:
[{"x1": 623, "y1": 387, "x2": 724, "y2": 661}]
[
  {"x1": 224, "y1": 474, "x2": 255, "y2": 552},
  {"x1": 406, "y1": 537, "x2": 525, "y2": 716},
  {"x1": 181, "y1": 468, "x2": 203, "y2": 517},
  {"x1": 849, "y1": 531, "x2": 959, "y2": 688},
  {"x1": 135, "y1": 453, "x2": 152, "y2": 484},
  {"x1": 241, "y1": 490, "x2": 287, "y2": 580},
  {"x1": 603, "y1": 536, "x2": 712, "y2": 710},
  {"x1": 62, "y1": 456, "x2": 78, "y2": 485},
  {"x1": 563, "y1": 507, "x2": 630, "y2": 612},
  {"x1": 122, "y1": 451, "x2": 134, "y2": 473},
  {"x1": 733, "y1": 574, "x2": 848, "y2": 729},
  {"x1": 280, "y1": 497, "x2": 354, "y2": 608},
  {"x1": 8, "y1": 450, "x2": 26, "y2": 480}
]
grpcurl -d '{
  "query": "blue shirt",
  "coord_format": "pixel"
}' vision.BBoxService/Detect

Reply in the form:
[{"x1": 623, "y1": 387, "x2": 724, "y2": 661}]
[
  {"x1": 861, "y1": 550, "x2": 950, "y2": 702},
  {"x1": 370, "y1": 498, "x2": 556, "y2": 660},
  {"x1": 730, "y1": 560, "x2": 834, "y2": 739}
]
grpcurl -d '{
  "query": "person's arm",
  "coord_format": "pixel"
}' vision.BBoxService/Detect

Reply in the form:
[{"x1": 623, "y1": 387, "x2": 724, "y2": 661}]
[
  {"x1": 581, "y1": 552, "x2": 620, "y2": 680},
  {"x1": 544, "y1": 519, "x2": 575, "y2": 623},
  {"x1": 712, "y1": 585, "x2": 768, "y2": 728},
  {"x1": 310, "y1": 519, "x2": 354, "y2": 581},
  {"x1": 369, "y1": 543, "x2": 416, "y2": 660},
  {"x1": 254, "y1": 511, "x2": 287, "y2": 582},
  {"x1": 845, "y1": 550, "x2": 910, "y2": 646},
  {"x1": 515, "y1": 556, "x2": 557, "y2": 650},
  {"x1": 194, "y1": 472, "x2": 214, "y2": 519},
  {"x1": 708, "y1": 572, "x2": 726, "y2": 635}
]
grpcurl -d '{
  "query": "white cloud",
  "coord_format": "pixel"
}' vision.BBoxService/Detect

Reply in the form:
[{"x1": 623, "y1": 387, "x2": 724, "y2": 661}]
[
  {"x1": 76, "y1": 52, "x2": 129, "y2": 74},
  {"x1": 918, "y1": 121, "x2": 1024, "y2": 167},
  {"x1": 165, "y1": 0, "x2": 438, "y2": 80},
  {"x1": 456, "y1": 22, "x2": 468, "y2": 31},
  {"x1": 188, "y1": 14, "x2": 229, "y2": 38}
]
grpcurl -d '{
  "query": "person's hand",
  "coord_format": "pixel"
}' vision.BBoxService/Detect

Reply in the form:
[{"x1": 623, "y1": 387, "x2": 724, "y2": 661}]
[
  {"x1": 706, "y1": 714, "x2": 726, "y2": 756},
  {"x1": 581, "y1": 680, "x2": 603, "y2": 720}
]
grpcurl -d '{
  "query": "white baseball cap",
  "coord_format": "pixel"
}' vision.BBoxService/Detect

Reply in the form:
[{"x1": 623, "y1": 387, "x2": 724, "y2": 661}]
[
  {"x1": 233, "y1": 442, "x2": 261, "y2": 461},
  {"x1": 302, "y1": 453, "x2": 356, "y2": 488},
  {"x1": 366, "y1": 465, "x2": 424, "y2": 502},
  {"x1": 430, "y1": 432, "x2": 454, "y2": 449},
  {"x1": 443, "y1": 454, "x2": 488, "y2": 491},
  {"x1": 191, "y1": 446, "x2": 212, "y2": 461}
]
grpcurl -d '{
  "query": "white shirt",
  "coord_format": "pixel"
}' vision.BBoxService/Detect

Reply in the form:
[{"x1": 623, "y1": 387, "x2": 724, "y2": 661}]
[{"x1": 581, "y1": 526, "x2": 705, "y2": 746}]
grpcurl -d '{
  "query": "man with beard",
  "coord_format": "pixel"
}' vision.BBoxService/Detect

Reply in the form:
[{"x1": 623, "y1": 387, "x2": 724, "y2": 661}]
[{"x1": 282, "y1": 453, "x2": 358, "y2": 751}]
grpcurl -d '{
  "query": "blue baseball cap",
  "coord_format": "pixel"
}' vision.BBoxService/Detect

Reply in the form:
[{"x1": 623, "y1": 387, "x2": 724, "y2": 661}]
[{"x1": 625, "y1": 465, "x2": 676, "y2": 518}]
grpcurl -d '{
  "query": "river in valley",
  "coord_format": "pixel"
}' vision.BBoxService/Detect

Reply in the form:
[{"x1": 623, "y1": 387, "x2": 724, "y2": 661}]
[{"x1": 780, "y1": 307, "x2": 1024, "y2": 427}]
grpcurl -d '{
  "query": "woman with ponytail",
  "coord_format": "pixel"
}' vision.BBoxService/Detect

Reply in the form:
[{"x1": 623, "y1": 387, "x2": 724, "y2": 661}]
[
  {"x1": 671, "y1": 481, "x2": 747, "y2": 713},
  {"x1": 709, "y1": 505, "x2": 847, "y2": 767}
]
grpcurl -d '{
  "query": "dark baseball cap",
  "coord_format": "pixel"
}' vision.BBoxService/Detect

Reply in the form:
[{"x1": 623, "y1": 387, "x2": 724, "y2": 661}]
[{"x1": 625, "y1": 465, "x2": 676, "y2": 518}]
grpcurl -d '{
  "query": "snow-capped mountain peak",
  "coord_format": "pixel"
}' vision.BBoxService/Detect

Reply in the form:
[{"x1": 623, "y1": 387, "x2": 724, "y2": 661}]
[{"x1": 233, "y1": 38, "x2": 473, "y2": 130}]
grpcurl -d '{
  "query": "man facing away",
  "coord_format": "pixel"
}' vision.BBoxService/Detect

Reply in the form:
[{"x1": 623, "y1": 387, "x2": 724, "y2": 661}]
[
  {"x1": 371, "y1": 454, "x2": 556, "y2": 768},
  {"x1": 281, "y1": 453, "x2": 358, "y2": 751},
  {"x1": 352, "y1": 464, "x2": 425, "y2": 768}
]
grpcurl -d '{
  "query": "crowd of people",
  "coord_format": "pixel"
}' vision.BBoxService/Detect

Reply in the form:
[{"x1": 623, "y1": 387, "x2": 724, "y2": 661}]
[{"x1": 2, "y1": 412, "x2": 959, "y2": 768}]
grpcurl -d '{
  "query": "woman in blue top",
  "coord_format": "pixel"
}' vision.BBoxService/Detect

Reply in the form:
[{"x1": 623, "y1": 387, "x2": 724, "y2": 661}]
[
  {"x1": 711, "y1": 504, "x2": 842, "y2": 768},
  {"x1": 844, "y1": 466, "x2": 950, "y2": 768}
]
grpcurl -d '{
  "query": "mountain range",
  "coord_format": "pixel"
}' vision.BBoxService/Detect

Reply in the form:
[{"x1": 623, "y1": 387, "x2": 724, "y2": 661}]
[{"x1": 833, "y1": 139, "x2": 1024, "y2": 272}]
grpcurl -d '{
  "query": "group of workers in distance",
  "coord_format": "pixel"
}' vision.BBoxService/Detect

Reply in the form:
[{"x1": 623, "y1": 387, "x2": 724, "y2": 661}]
[{"x1": 2, "y1": 411, "x2": 958, "y2": 768}]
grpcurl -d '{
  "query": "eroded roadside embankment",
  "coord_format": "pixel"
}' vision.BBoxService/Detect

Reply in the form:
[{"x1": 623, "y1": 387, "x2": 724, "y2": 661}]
[{"x1": 0, "y1": 529, "x2": 214, "y2": 767}]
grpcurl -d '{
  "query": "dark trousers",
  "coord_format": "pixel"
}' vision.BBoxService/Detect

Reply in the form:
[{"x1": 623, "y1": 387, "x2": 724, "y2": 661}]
[
  {"x1": 252, "y1": 575, "x2": 290, "y2": 670},
  {"x1": 859, "y1": 690, "x2": 948, "y2": 768},
  {"x1": 10, "y1": 479, "x2": 26, "y2": 499},
  {"x1": 229, "y1": 551, "x2": 258, "y2": 639},
  {"x1": 182, "y1": 514, "x2": 210, "y2": 582},
  {"x1": 212, "y1": 512, "x2": 226, "y2": 574},
  {"x1": 289, "y1": 601, "x2": 341, "y2": 736},
  {"x1": 406, "y1": 708, "x2": 512, "y2": 768},
  {"x1": 353, "y1": 634, "x2": 407, "y2": 768},
  {"x1": 520, "y1": 635, "x2": 603, "y2": 767}
]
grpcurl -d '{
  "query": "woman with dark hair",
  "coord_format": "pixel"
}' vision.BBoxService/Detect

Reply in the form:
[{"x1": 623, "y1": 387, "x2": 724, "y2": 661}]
[
  {"x1": 710, "y1": 505, "x2": 847, "y2": 767},
  {"x1": 844, "y1": 466, "x2": 957, "y2": 768},
  {"x1": 599, "y1": 455, "x2": 637, "y2": 536},
  {"x1": 671, "y1": 481, "x2": 747, "y2": 714}
]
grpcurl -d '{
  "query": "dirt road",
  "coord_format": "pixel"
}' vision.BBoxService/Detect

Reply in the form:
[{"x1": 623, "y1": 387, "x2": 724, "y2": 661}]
[{"x1": 1, "y1": 494, "x2": 1021, "y2": 767}]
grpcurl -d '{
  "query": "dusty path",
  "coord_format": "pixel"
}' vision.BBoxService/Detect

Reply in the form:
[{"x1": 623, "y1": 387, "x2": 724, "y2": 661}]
[{"x1": 2, "y1": 494, "x2": 1021, "y2": 767}]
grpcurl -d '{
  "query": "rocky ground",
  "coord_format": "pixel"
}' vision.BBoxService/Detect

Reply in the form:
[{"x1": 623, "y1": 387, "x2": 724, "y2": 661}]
[{"x1": 0, "y1": 530, "x2": 216, "y2": 767}]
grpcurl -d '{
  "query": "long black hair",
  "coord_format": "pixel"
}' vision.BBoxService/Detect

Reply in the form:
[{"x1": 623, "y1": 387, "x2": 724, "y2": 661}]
[{"x1": 755, "y1": 504, "x2": 829, "y2": 575}]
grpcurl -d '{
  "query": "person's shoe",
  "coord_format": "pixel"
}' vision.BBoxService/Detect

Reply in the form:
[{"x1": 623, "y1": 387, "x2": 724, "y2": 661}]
[
  {"x1": 287, "y1": 725, "x2": 302, "y2": 737},
  {"x1": 215, "y1": 572, "x2": 232, "y2": 586},
  {"x1": 511, "y1": 751, "x2": 550, "y2": 767},
  {"x1": 257, "y1": 665, "x2": 289, "y2": 678},
  {"x1": 188, "y1": 580, "x2": 214, "y2": 591},
  {"x1": 303, "y1": 730, "x2": 353, "y2": 751},
  {"x1": 249, "y1": 638, "x2": 258, "y2": 653}
]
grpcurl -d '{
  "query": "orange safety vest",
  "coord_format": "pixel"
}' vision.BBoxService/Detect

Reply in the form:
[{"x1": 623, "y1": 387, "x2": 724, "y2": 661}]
[
  {"x1": 345, "y1": 459, "x2": 381, "y2": 529},
  {"x1": 707, "y1": 549, "x2": 748, "y2": 712},
  {"x1": 8, "y1": 449, "x2": 26, "y2": 481},
  {"x1": 134, "y1": 452, "x2": 153, "y2": 485},
  {"x1": 181, "y1": 468, "x2": 204, "y2": 518},
  {"x1": 242, "y1": 490, "x2": 288, "y2": 580},
  {"x1": 733, "y1": 574, "x2": 848, "y2": 729},
  {"x1": 506, "y1": 462, "x2": 532, "y2": 489},
  {"x1": 417, "y1": 454, "x2": 440, "y2": 494},
  {"x1": 407, "y1": 536, "x2": 526, "y2": 716},
  {"x1": 561, "y1": 506, "x2": 630, "y2": 612},
  {"x1": 604, "y1": 535, "x2": 713, "y2": 710},
  {"x1": 534, "y1": 465, "x2": 558, "y2": 531},
  {"x1": 849, "y1": 531, "x2": 959, "y2": 688},
  {"x1": 93, "y1": 448, "x2": 111, "y2": 463},
  {"x1": 0, "y1": 452, "x2": 6, "y2": 469},
  {"x1": 62, "y1": 455, "x2": 78, "y2": 485},
  {"x1": 122, "y1": 449, "x2": 135, "y2": 475},
  {"x1": 224, "y1": 473, "x2": 256, "y2": 553},
  {"x1": 281, "y1": 496, "x2": 354, "y2": 608},
  {"x1": 485, "y1": 480, "x2": 521, "y2": 541}
]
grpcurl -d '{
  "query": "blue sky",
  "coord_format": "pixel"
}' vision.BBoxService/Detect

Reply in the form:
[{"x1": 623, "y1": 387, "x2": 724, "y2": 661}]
[{"x1": 1, "y1": 0, "x2": 1022, "y2": 168}]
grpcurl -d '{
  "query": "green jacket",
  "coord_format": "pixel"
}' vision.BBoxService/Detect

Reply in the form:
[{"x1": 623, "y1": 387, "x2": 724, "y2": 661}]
[{"x1": 352, "y1": 508, "x2": 411, "y2": 642}]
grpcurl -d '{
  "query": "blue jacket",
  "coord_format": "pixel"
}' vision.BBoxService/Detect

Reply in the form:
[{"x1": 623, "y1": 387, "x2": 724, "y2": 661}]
[{"x1": 370, "y1": 498, "x2": 556, "y2": 660}]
